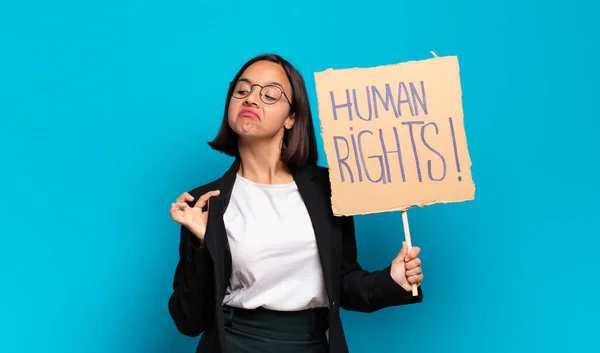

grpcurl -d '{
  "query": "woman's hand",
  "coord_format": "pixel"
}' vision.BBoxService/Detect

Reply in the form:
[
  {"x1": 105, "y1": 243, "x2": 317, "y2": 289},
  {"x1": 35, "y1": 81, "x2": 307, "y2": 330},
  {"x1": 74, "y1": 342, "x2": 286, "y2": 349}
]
[
  {"x1": 170, "y1": 190, "x2": 220, "y2": 245},
  {"x1": 390, "y1": 241, "x2": 424, "y2": 292}
]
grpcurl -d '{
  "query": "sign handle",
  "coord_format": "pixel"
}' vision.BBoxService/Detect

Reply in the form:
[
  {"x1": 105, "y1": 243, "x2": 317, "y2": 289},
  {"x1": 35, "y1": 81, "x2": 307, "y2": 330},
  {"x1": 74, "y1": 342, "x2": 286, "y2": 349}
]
[{"x1": 401, "y1": 210, "x2": 419, "y2": 296}]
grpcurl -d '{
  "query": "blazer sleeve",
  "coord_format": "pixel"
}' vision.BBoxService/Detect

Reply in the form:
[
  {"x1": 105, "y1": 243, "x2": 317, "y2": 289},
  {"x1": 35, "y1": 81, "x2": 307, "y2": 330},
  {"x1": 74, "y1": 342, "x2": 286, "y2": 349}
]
[
  {"x1": 339, "y1": 215, "x2": 423, "y2": 313},
  {"x1": 168, "y1": 225, "x2": 216, "y2": 337}
]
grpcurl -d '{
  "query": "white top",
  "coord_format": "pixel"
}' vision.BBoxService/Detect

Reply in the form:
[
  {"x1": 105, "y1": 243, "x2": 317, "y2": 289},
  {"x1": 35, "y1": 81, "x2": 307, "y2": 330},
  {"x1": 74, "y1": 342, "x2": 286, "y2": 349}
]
[{"x1": 221, "y1": 173, "x2": 329, "y2": 311}]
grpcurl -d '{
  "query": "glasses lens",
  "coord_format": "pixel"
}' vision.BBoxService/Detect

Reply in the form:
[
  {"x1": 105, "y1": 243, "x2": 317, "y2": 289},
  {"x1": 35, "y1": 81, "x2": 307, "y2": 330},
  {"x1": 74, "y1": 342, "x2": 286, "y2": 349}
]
[
  {"x1": 232, "y1": 81, "x2": 252, "y2": 98},
  {"x1": 261, "y1": 85, "x2": 283, "y2": 104}
]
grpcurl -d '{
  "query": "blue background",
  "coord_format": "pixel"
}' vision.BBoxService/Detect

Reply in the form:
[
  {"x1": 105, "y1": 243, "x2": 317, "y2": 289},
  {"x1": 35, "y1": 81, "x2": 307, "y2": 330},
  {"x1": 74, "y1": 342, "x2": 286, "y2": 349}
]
[{"x1": 1, "y1": 0, "x2": 598, "y2": 352}]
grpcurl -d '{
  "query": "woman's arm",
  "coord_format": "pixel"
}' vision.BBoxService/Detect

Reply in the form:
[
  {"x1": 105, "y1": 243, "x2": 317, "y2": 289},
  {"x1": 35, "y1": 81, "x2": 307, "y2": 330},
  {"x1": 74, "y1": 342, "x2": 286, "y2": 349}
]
[
  {"x1": 339, "y1": 215, "x2": 423, "y2": 313},
  {"x1": 168, "y1": 226, "x2": 216, "y2": 337}
]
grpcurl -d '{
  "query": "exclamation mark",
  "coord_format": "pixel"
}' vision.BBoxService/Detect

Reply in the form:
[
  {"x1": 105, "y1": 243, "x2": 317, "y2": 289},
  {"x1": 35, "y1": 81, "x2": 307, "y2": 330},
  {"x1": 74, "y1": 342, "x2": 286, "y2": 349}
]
[{"x1": 448, "y1": 117, "x2": 462, "y2": 182}]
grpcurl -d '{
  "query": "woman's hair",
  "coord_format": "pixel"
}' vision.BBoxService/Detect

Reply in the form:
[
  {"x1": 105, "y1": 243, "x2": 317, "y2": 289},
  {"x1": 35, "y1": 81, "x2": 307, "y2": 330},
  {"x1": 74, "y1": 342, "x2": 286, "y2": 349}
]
[{"x1": 207, "y1": 53, "x2": 318, "y2": 170}]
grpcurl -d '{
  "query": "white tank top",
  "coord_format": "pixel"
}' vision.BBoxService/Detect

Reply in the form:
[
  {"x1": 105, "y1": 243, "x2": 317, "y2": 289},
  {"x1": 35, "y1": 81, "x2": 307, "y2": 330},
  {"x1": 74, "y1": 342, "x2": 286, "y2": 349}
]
[{"x1": 221, "y1": 173, "x2": 329, "y2": 311}]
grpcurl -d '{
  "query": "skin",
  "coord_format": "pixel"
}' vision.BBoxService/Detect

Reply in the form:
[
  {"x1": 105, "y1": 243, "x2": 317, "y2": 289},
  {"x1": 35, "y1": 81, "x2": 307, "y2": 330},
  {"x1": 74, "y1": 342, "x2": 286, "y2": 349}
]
[
  {"x1": 227, "y1": 60, "x2": 296, "y2": 185},
  {"x1": 169, "y1": 60, "x2": 423, "y2": 290}
]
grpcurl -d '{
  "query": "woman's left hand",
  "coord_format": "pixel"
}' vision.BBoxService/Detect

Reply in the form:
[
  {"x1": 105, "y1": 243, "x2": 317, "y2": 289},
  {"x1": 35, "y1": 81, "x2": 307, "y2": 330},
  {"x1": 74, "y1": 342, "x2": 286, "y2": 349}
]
[{"x1": 390, "y1": 241, "x2": 423, "y2": 292}]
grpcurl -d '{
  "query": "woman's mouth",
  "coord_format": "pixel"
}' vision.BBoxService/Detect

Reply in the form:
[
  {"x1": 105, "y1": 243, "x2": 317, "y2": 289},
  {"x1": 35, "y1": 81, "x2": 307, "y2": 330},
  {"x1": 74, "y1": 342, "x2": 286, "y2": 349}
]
[{"x1": 239, "y1": 109, "x2": 260, "y2": 121}]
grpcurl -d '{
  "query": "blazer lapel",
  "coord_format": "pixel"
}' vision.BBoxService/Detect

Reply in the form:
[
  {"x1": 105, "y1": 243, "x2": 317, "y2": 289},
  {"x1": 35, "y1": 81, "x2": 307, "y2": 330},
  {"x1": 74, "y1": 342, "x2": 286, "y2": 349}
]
[
  {"x1": 217, "y1": 158, "x2": 241, "y2": 212},
  {"x1": 293, "y1": 166, "x2": 334, "y2": 307},
  {"x1": 203, "y1": 158, "x2": 240, "y2": 299},
  {"x1": 201, "y1": 158, "x2": 239, "y2": 352}
]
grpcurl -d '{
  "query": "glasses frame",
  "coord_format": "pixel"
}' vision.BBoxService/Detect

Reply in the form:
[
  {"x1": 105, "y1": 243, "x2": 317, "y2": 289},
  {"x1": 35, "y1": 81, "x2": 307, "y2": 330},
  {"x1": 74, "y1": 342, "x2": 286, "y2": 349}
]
[{"x1": 231, "y1": 80, "x2": 292, "y2": 106}]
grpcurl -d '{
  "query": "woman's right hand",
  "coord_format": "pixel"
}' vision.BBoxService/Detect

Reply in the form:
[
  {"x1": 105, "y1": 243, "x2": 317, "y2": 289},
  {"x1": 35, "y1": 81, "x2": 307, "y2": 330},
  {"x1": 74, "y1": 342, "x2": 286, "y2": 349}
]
[{"x1": 170, "y1": 190, "x2": 221, "y2": 245}]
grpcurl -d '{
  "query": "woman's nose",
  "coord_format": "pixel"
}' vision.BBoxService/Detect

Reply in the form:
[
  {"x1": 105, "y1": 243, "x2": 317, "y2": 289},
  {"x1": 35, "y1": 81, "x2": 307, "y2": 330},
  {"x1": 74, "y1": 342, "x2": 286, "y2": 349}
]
[{"x1": 243, "y1": 86, "x2": 261, "y2": 106}]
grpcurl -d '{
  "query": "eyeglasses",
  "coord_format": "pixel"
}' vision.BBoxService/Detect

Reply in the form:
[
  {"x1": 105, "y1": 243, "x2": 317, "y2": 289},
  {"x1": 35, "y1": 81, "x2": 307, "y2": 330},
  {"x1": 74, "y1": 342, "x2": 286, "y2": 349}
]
[{"x1": 231, "y1": 80, "x2": 292, "y2": 106}]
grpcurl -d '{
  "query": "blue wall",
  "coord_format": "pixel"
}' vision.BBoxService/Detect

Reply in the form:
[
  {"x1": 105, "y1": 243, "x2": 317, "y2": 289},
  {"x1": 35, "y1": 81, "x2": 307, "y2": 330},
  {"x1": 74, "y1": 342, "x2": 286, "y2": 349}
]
[{"x1": 1, "y1": 0, "x2": 598, "y2": 352}]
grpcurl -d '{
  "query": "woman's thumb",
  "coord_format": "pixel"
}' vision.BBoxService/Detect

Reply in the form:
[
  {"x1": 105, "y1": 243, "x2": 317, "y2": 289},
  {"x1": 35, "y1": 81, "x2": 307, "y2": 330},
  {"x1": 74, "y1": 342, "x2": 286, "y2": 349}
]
[{"x1": 396, "y1": 241, "x2": 408, "y2": 262}]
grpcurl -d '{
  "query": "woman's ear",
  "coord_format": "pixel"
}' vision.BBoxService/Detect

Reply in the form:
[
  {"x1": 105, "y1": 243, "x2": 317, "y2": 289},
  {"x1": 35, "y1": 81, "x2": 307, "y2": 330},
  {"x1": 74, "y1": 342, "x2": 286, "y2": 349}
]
[{"x1": 285, "y1": 113, "x2": 295, "y2": 130}]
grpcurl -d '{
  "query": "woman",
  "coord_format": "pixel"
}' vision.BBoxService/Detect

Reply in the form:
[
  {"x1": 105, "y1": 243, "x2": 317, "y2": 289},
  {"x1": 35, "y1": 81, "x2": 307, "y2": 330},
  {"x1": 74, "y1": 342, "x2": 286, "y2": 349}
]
[{"x1": 168, "y1": 53, "x2": 424, "y2": 353}]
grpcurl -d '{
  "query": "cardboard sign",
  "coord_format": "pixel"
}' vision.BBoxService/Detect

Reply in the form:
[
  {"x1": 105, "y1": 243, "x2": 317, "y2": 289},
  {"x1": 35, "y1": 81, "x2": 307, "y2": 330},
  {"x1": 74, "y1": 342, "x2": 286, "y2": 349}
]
[{"x1": 314, "y1": 55, "x2": 475, "y2": 216}]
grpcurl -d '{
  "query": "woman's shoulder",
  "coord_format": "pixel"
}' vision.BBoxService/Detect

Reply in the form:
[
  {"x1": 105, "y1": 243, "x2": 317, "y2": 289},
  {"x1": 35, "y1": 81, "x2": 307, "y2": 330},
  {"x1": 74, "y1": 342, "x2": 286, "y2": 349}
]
[
  {"x1": 299, "y1": 164, "x2": 333, "y2": 192},
  {"x1": 304, "y1": 164, "x2": 330, "y2": 177},
  {"x1": 296, "y1": 163, "x2": 330, "y2": 179},
  {"x1": 185, "y1": 159, "x2": 238, "y2": 197},
  {"x1": 315, "y1": 165, "x2": 332, "y2": 188}
]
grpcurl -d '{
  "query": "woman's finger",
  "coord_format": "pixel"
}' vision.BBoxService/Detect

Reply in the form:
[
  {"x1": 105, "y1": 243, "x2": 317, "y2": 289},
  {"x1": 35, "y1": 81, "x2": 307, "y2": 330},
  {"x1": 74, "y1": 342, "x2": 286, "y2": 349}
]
[
  {"x1": 405, "y1": 246, "x2": 421, "y2": 263},
  {"x1": 176, "y1": 192, "x2": 194, "y2": 203},
  {"x1": 193, "y1": 190, "x2": 221, "y2": 209},
  {"x1": 175, "y1": 201, "x2": 189, "y2": 210},
  {"x1": 405, "y1": 266, "x2": 422, "y2": 277},
  {"x1": 170, "y1": 203, "x2": 181, "y2": 221},
  {"x1": 408, "y1": 274, "x2": 424, "y2": 285},
  {"x1": 408, "y1": 275, "x2": 420, "y2": 284},
  {"x1": 405, "y1": 257, "x2": 421, "y2": 271}
]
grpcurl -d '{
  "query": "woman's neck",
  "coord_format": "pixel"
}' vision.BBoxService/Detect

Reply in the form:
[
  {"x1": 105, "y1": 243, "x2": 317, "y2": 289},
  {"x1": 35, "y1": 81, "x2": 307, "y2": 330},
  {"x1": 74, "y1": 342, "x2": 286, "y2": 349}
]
[{"x1": 237, "y1": 138, "x2": 293, "y2": 184}]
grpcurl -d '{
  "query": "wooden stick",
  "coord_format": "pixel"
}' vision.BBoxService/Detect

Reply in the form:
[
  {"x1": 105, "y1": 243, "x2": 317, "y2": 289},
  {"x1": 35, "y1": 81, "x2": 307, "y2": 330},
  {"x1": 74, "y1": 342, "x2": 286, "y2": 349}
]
[{"x1": 401, "y1": 210, "x2": 419, "y2": 296}]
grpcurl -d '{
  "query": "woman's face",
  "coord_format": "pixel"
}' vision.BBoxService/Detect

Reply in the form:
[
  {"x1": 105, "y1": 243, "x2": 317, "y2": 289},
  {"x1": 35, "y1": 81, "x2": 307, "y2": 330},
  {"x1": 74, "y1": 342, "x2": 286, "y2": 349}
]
[{"x1": 227, "y1": 60, "x2": 294, "y2": 142}]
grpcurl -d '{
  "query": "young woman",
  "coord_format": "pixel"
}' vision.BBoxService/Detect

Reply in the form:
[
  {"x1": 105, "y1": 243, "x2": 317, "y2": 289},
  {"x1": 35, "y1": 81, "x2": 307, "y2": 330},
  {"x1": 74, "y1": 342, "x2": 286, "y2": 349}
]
[{"x1": 168, "y1": 53, "x2": 424, "y2": 353}]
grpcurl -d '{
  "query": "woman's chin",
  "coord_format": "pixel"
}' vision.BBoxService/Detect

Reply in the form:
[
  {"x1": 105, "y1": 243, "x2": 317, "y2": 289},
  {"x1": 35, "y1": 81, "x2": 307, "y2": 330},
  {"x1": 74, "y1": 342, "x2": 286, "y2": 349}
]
[{"x1": 233, "y1": 119, "x2": 262, "y2": 135}]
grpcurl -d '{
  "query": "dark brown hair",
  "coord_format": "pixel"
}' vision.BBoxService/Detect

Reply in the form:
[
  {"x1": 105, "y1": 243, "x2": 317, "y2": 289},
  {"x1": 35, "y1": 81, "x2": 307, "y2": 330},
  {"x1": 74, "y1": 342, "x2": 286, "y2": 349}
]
[{"x1": 207, "y1": 53, "x2": 318, "y2": 170}]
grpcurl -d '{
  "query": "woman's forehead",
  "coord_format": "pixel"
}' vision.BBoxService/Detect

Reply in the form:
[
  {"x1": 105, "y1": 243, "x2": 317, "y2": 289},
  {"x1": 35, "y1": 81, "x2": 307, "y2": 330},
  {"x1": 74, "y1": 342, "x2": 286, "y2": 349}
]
[{"x1": 239, "y1": 61, "x2": 290, "y2": 88}]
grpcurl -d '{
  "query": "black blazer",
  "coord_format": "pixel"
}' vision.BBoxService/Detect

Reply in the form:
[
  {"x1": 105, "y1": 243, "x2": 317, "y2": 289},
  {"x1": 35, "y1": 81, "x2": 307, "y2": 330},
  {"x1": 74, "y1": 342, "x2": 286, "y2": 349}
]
[{"x1": 168, "y1": 158, "x2": 423, "y2": 353}]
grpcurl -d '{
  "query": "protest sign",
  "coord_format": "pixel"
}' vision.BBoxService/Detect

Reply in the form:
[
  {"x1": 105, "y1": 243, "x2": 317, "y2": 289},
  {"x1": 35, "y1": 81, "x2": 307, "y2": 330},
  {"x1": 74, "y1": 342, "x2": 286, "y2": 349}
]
[{"x1": 314, "y1": 55, "x2": 475, "y2": 217}]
